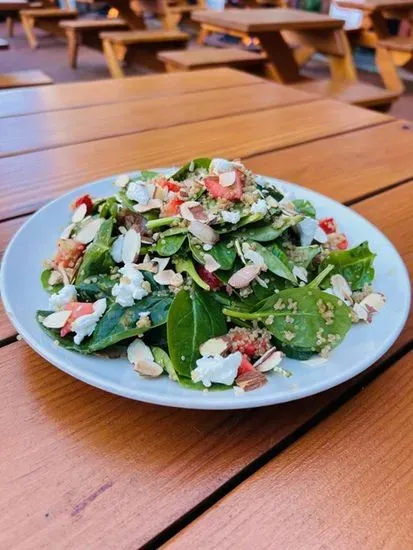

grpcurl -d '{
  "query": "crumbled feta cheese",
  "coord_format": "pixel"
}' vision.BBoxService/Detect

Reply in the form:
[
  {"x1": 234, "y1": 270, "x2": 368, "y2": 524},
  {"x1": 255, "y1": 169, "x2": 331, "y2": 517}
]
[
  {"x1": 209, "y1": 158, "x2": 243, "y2": 175},
  {"x1": 49, "y1": 285, "x2": 77, "y2": 311},
  {"x1": 250, "y1": 199, "x2": 268, "y2": 216},
  {"x1": 191, "y1": 352, "x2": 242, "y2": 387},
  {"x1": 111, "y1": 234, "x2": 124, "y2": 263},
  {"x1": 126, "y1": 181, "x2": 151, "y2": 205},
  {"x1": 221, "y1": 210, "x2": 241, "y2": 224},
  {"x1": 71, "y1": 298, "x2": 107, "y2": 345},
  {"x1": 112, "y1": 263, "x2": 149, "y2": 307}
]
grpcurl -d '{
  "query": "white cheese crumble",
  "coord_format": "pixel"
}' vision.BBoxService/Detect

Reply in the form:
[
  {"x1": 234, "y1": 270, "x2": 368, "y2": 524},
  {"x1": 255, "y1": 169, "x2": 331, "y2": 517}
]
[
  {"x1": 221, "y1": 210, "x2": 241, "y2": 224},
  {"x1": 191, "y1": 352, "x2": 242, "y2": 388},
  {"x1": 49, "y1": 285, "x2": 77, "y2": 311},
  {"x1": 112, "y1": 263, "x2": 149, "y2": 307},
  {"x1": 251, "y1": 199, "x2": 268, "y2": 216},
  {"x1": 126, "y1": 180, "x2": 151, "y2": 205},
  {"x1": 71, "y1": 298, "x2": 107, "y2": 345}
]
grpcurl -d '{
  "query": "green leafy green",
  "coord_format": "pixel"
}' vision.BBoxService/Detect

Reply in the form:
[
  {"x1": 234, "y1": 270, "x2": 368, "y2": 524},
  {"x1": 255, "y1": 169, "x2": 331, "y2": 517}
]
[
  {"x1": 292, "y1": 199, "x2": 316, "y2": 218},
  {"x1": 172, "y1": 158, "x2": 211, "y2": 181},
  {"x1": 98, "y1": 197, "x2": 119, "y2": 219},
  {"x1": 189, "y1": 237, "x2": 236, "y2": 271},
  {"x1": 152, "y1": 347, "x2": 178, "y2": 381},
  {"x1": 154, "y1": 234, "x2": 187, "y2": 257},
  {"x1": 75, "y1": 219, "x2": 114, "y2": 284},
  {"x1": 319, "y1": 242, "x2": 376, "y2": 290},
  {"x1": 41, "y1": 269, "x2": 63, "y2": 294},
  {"x1": 140, "y1": 170, "x2": 158, "y2": 181},
  {"x1": 175, "y1": 257, "x2": 209, "y2": 290},
  {"x1": 287, "y1": 245, "x2": 320, "y2": 268},
  {"x1": 248, "y1": 241, "x2": 297, "y2": 284},
  {"x1": 167, "y1": 288, "x2": 226, "y2": 377},
  {"x1": 240, "y1": 215, "x2": 303, "y2": 242},
  {"x1": 88, "y1": 293, "x2": 173, "y2": 351},
  {"x1": 37, "y1": 310, "x2": 91, "y2": 354},
  {"x1": 76, "y1": 274, "x2": 116, "y2": 301}
]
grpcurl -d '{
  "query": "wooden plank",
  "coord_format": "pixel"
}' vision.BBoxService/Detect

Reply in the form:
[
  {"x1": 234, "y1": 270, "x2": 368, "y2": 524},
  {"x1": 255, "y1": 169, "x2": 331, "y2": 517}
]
[
  {"x1": 0, "y1": 181, "x2": 411, "y2": 547},
  {"x1": 166, "y1": 350, "x2": 413, "y2": 550},
  {"x1": 98, "y1": 29, "x2": 190, "y2": 43},
  {"x1": 0, "y1": 68, "x2": 263, "y2": 119},
  {"x1": 192, "y1": 8, "x2": 344, "y2": 32},
  {"x1": 0, "y1": 70, "x2": 53, "y2": 90},
  {"x1": 0, "y1": 100, "x2": 390, "y2": 219},
  {"x1": 247, "y1": 120, "x2": 413, "y2": 204},
  {"x1": 0, "y1": 82, "x2": 319, "y2": 159},
  {"x1": 158, "y1": 47, "x2": 267, "y2": 70}
]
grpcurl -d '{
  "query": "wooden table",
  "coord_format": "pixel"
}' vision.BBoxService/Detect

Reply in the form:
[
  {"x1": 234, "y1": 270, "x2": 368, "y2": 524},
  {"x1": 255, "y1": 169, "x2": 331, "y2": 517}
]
[
  {"x1": 192, "y1": 8, "x2": 359, "y2": 85},
  {"x1": 0, "y1": 68, "x2": 412, "y2": 548}
]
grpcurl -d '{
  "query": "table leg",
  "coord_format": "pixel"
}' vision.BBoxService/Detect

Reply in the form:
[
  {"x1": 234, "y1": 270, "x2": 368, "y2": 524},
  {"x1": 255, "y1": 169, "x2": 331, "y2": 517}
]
[
  {"x1": 66, "y1": 29, "x2": 79, "y2": 70},
  {"x1": 254, "y1": 30, "x2": 301, "y2": 84},
  {"x1": 20, "y1": 13, "x2": 37, "y2": 49},
  {"x1": 102, "y1": 39, "x2": 126, "y2": 78},
  {"x1": 6, "y1": 16, "x2": 14, "y2": 38}
]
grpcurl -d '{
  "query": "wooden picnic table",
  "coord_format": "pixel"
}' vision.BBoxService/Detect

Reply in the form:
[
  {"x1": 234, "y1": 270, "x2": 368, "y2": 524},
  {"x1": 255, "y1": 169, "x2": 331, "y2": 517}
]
[{"x1": 0, "y1": 67, "x2": 412, "y2": 548}]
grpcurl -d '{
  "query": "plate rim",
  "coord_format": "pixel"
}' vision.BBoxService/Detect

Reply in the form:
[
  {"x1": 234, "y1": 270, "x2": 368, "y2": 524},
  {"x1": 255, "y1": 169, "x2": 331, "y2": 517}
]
[{"x1": 1, "y1": 170, "x2": 411, "y2": 410}]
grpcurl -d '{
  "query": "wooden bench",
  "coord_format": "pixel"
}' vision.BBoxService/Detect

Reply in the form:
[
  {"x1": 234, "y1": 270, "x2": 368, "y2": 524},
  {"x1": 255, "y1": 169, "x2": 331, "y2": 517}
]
[
  {"x1": 291, "y1": 79, "x2": 399, "y2": 110},
  {"x1": 20, "y1": 2, "x2": 78, "y2": 49},
  {"x1": 158, "y1": 47, "x2": 268, "y2": 73},
  {"x1": 59, "y1": 18, "x2": 129, "y2": 69},
  {"x1": 99, "y1": 29, "x2": 190, "y2": 78},
  {"x1": 0, "y1": 69, "x2": 53, "y2": 89}
]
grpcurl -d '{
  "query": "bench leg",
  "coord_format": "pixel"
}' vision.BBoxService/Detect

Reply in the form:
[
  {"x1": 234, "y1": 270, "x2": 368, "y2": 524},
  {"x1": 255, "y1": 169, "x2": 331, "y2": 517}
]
[
  {"x1": 20, "y1": 13, "x2": 37, "y2": 49},
  {"x1": 66, "y1": 29, "x2": 79, "y2": 69},
  {"x1": 6, "y1": 16, "x2": 14, "y2": 38},
  {"x1": 197, "y1": 25, "x2": 210, "y2": 45},
  {"x1": 375, "y1": 47, "x2": 405, "y2": 94},
  {"x1": 102, "y1": 39, "x2": 125, "y2": 79}
]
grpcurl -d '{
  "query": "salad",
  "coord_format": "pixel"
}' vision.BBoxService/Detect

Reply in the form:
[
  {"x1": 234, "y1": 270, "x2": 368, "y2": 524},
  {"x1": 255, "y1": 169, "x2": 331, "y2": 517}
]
[{"x1": 38, "y1": 158, "x2": 385, "y2": 393}]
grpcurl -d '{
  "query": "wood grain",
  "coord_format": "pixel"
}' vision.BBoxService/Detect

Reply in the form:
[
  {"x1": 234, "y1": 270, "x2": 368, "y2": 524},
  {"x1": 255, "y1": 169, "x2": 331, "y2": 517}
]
[
  {"x1": 0, "y1": 82, "x2": 319, "y2": 158},
  {"x1": 247, "y1": 120, "x2": 413, "y2": 203},
  {"x1": 192, "y1": 8, "x2": 344, "y2": 32},
  {"x1": 0, "y1": 100, "x2": 390, "y2": 219},
  {"x1": 0, "y1": 68, "x2": 262, "y2": 119},
  {"x1": 165, "y1": 350, "x2": 413, "y2": 550}
]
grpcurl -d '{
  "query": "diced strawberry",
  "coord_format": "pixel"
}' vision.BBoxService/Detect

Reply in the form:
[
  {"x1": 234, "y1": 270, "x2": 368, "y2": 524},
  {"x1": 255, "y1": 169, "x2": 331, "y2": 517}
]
[
  {"x1": 54, "y1": 239, "x2": 85, "y2": 269},
  {"x1": 237, "y1": 354, "x2": 255, "y2": 376},
  {"x1": 243, "y1": 343, "x2": 257, "y2": 357},
  {"x1": 204, "y1": 170, "x2": 244, "y2": 201},
  {"x1": 72, "y1": 194, "x2": 94, "y2": 215},
  {"x1": 196, "y1": 266, "x2": 221, "y2": 291},
  {"x1": 336, "y1": 234, "x2": 349, "y2": 250},
  {"x1": 61, "y1": 302, "x2": 94, "y2": 337},
  {"x1": 164, "y1": 197, "x2": 184, "y2": 216},
  {"x1": 157, "y1": 176, "x2": 181, "y2": 193},
  {"x1": 319, "y1": 217, "x2": 337, "y2": 235}
]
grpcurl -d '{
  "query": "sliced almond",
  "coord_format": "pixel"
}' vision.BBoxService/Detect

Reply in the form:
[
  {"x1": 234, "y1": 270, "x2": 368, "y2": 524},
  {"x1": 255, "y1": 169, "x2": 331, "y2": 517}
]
[
  {"x1": 242, "y1": 243, "x2": 266, "y2": 268},
  {"x1": 93, "y1": 298, "x2": 107, "y2": 317},
  {"x1": 219, "y1": 171, "x2": 237, "y2": 187},
  {"x1": 179, "y1": 201, "x2": 201, "y2": 221},
  {"x1": 133, "y1": 199, "x2": 162, "y2": 213},
  {"x1": 235, "y1": 371, "x2": 267, "y2": 392},
  {"x1": 253, "y1": 348, "x2": 284, "y2": 372},
  {"x1": 204, "y1": 254, "x2": 221, "y2": 273},
  {"x1": 134, "y1": 360, "x2": 163, "y2": 377},
  {"x1": 76, "y1": 218, "x2": 104, "y2": 244},
  {"x1": 48, "y1": 270, "x2": 63, "y2": 286},
  {"x1": 60, "y1": 223, "x2": 75, "y2": 240},
  {"x1": 152, "y1": 257, "x2": 170, "y2": 273},
  {"x1": 72, "y1": 203, "x2": 87, "y2": 224},
  {"x1": 331, "y1": 274, "x2": 352, "y2": 304},
  {"x1": 154, "y1": 270, "x2": 183, "y2": 287},
  {"x1": 127, "y1": 338, "x2": 153, "y2": 365},
  {"x1": 42, "y1": 310, "x2": 71, "y2": 329},
  {"x1": 122, "y1": 228, "x2": 141, "y2": 264},
  {"x1": 115, "y1": 174, "x2": 130, "y2": 188},
  {"x1": 360, "y1": 292, "x2": 386, "y2": 313},
  {"x1": 135, "y1": 262, "x2": 157, "y2": 273},
  {"x1": 188, "y1": 221, "x2": 219, "y2": 245},
  {"x1": 353, "y1": 303, "x2": 369, "y2": 322},
  {"x1": 293, "y1": 265, "x2": 308, "y2": 283},
  {"x1": 200, "y1": 337, "x2": 229, "y2": 357},
  {"x1": 228, "y1": 265, "x2": 261, "y2": 289}
]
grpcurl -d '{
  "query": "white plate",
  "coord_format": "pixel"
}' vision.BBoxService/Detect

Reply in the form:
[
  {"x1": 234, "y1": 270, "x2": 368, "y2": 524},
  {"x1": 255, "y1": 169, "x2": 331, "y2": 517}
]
[{"x1": 1, "y1": 171, "x2": 410, "y2": 410}]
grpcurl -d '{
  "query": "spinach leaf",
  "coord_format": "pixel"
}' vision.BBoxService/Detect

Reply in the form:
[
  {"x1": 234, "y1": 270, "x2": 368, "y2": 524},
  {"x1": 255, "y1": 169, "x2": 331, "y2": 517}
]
[
  {"x1": 176, "y1": 376, "x2": 229, "y2": 391},
  {"x1": 223, "y1": 287, "x2": 352, "y2": 353},
  {"x1": 76, "y1": 274, "x2": 116, "y2": 301},
  {"x1": 189, "y1": 236, "x2": 236, "y2": 271},
  {"x1": 140, "y1": 170, "x2": 158, "y2": 181},
  {"x1": 292, "y1": 199, "x2": 316, "y2": 218},
  {"x1": 88, "y1": 293, "x2": 173, "y2": 351},
  {"x1": 154, "y1": 234, "x2": 187, "y2": 257},
  {"x1": 175, "y1": 257, "x2": 209, "y2": 290},
  {"x1": 117, "y1": 189, "x2": 135, "y2": 210},
  {"x1": 287, "y1": 245, "x2": 320, "y2": 268},
  {"x1": 41, "y1": 269, "x2": 63, "y2": 294},
  {"x1": 216, "y1": 213, "x2": 263, "y2": 235},
  {"x1": 240, "y1": 215, "x2": 303, "y2": 242},
  {"x1": 98, "y1": 197, "x2": 119, "y2": 219},
  {"x1": 319, "y1": 241, "x2": 376, "y2": 290},
  {"x1": 172, "y1": 158, "x2": 211, "y2": 181},
  {"x1": 161, "y1": 227, "x2": 188, "y2": 237},
  {"x1": 248, "y1": 241, "x2": 297, "y2": 284},
  {"x1": 167, "y1": 288, "x2": 226, "y2": 377},
  {"x1": 152, "y1": 347, "x2": 178, "y2": 381},
  {"x1": 75, "y1": 219, "x2": 114, "y2": 284}
]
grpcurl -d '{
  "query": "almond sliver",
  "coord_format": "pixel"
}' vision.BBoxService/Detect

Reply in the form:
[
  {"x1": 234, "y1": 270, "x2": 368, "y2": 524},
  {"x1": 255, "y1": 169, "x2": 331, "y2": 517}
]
[
  {"x1": 76, "y1": 218, "x2": 103, "y2": 244},
  {"x1": 42, "y1": 310, "x2": 71, "y2": 329},
  {"x1": 72, "y1": 203, "x2": 87, "y2": 224},
  {"x1": 219, "y1": 171, "x2": 236, "y2": 187},
  {"x1": 122, "y1": 228, "x2": 141, "y2": 264}
]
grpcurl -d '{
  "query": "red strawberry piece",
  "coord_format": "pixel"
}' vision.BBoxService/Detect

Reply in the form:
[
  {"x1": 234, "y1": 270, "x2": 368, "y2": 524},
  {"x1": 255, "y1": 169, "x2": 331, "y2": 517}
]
[
  {"x1": 237, "y1": 354, "x2": 256, "y2": 376},
  {"x1": 196, "y1": 265, "x2": 221, "y2": 291},
  {"x1": 157, "y1": 176, "x2": 181, "y2": 193},
  {"x1": 204, "y1": 170, "x2": 244, "y2": 201},
  {"x1": 319, "y1": 217, "x2": 337, "y2": 235},
  {"x1": 164, "y1": 197, "x2": 184, "y2": 216},
  {"x1": 54, "y1": 239, "x2": 85, "y2": 269},
  {"x1": 61, "y1": 302, "x2": 94, "y2": 337}
]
